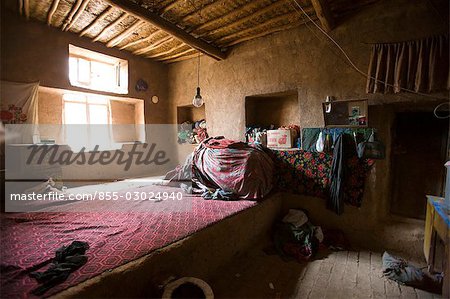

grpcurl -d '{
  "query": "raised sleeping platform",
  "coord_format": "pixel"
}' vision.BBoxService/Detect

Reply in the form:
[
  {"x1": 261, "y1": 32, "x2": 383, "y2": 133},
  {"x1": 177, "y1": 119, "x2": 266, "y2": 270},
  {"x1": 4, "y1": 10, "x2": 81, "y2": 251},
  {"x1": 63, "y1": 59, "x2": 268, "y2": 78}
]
[{"x1": 1, "y1": 181, "x2": 282, "y2": 298}]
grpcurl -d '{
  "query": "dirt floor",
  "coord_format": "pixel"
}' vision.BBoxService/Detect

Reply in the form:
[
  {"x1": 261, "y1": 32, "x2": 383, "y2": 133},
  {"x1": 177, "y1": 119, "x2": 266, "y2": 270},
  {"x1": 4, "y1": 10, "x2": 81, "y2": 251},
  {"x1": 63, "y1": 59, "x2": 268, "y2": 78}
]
[{"x1": 209, "y1": 246, "x2": 441, "y2": 299}]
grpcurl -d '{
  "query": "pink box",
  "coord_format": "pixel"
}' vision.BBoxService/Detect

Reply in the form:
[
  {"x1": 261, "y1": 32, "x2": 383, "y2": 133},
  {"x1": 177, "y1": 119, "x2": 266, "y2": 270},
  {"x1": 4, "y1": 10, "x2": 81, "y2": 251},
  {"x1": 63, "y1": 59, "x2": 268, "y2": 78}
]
[{"x1": 267, "y1": 129, "x2": 294, "y2": 148}]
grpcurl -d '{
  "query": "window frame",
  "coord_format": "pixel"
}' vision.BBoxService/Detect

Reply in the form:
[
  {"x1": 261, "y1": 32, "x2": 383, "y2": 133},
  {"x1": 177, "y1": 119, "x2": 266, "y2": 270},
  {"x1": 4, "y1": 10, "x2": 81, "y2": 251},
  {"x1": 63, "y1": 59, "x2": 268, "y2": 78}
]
[{"x1": 68, "y1": 44, "x2": 128, "y2": 95}]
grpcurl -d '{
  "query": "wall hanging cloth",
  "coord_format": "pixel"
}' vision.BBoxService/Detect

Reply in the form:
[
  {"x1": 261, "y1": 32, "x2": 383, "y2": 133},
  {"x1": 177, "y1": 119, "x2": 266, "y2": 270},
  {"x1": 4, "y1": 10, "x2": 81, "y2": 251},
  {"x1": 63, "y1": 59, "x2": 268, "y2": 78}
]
[
  {"x1": 301, "y1": 128, "x2": 373, "y2": 152},
  {"x1": 357, "y1": 130, "x2": 386, "y2": 159},
  {"x1": 366, "y1": 35, "x2": 449, "y2": 94},
  {"x1": 0, "y1": 80, "x2": 39, "y2": 143},
  {"x1": 273, "y1": 147, "x2": 374, "y2": 211},
  {"x1": 328, "y1": 134, "x2": 357, "y2": 215}
]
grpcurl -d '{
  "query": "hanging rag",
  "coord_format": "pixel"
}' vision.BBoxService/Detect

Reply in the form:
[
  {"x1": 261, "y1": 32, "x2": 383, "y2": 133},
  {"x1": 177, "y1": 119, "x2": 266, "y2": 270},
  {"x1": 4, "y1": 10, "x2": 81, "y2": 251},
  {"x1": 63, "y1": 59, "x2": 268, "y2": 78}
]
[
  {"x1": 30, "y1": 241, "x2": 89, "y2": 295},
  {"x1": 328, "y1": 134, "x2": 357, "y2": 214}
]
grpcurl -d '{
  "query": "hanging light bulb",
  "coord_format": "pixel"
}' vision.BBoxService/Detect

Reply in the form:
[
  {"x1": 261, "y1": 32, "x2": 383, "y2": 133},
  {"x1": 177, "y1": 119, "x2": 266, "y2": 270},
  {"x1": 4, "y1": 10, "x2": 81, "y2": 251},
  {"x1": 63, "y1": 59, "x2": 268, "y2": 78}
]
[
  {"x1": 192, "y1": 53, "x2": 204, "y2": 107},
  {"x1": 193, "y1": 87, "x2": 203, "y2": 107}
]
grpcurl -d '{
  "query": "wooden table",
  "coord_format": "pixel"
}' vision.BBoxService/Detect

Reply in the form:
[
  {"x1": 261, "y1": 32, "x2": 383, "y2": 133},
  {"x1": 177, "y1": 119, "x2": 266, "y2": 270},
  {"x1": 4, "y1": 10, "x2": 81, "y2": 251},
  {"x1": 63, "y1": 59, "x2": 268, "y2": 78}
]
[{"x1": 424, "y1": 195, "x2": 449, "y2": 297}]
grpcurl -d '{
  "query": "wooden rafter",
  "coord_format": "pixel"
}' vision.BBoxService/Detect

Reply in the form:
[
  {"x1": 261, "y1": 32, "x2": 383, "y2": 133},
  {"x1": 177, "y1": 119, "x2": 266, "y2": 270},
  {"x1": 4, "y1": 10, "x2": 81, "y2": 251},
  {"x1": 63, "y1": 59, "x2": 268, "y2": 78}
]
[
  {"x1": 202, "y1": 0, "x2": 289, "y2": 38},
  {"x1": 46, "y1": 0, "x2": 61, "y2": 25},
  {"x1": 64, "y1": 0, "x2": 90, "y2": 31},
  {"x1": 62, "y1": 0, "x2": 83, "y2": 30},
  {"x1": 179, "y1": 0, "x2": 227, "y2": 24},
  {"x1": 23, "y1": 0, "x2": 29, "y2": 19},
  {"x1": 92, "y1": 13, "x2": 127, "y2": 42},
  {"x1": 310, "y1": 0, "x2": 335, "y2": 32},
  {"x1": 157, "y1": 48, "x2": 196, "y2": 61},
  {"x1": 103, "y1": 0, "x2": 227, "y2": 60},
  {"x1": 191, "y1": 0, "x2": 268, "y2": 35},
  {"x1": 215, "y1": 10, "x2": 303, "y2": 44},
  {"x1": 106, "y1": 19, "x2": 145, "y2": 47},
  {"x1": 133, "y1": 35, "x2": 174, "y2": 55},
  {"x1": 18, "y1": 0, "x2": 23, "y2": 16},
  {"x1": 119, "y1": 29, "x2": 162, "y2": 50},
  {"x1": 146, "y1": 42, "x2": 187, "y2": 59},
  {"x1": 159, "y1": 0, "x2": 180, "y2": 14},
  {"x1": 79, "y1": 6, "x2": 113, "y2": 37}
]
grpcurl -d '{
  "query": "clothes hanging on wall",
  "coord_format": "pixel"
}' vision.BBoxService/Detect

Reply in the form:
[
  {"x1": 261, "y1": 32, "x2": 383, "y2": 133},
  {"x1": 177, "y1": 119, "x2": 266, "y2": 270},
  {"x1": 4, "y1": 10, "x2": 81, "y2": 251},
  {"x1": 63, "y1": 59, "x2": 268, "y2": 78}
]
[{"x1": 328, "y1": 134, "x2": 358, "y2": 215}]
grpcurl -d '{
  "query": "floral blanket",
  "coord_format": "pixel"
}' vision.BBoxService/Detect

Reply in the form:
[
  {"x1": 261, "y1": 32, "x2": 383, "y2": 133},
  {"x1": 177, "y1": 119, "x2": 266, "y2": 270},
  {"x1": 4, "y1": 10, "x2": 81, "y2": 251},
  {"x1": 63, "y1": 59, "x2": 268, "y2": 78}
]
[{"x1": 273, "y1": 149, "x2": 374, "y2": 207}]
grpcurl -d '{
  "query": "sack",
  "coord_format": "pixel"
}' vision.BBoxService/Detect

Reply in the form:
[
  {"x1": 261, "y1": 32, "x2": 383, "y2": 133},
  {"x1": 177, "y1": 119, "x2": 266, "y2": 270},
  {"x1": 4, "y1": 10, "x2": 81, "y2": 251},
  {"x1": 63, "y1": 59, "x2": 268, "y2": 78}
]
[{"x1": 357, "y1": 131, "x2": 385, "y2": 159}]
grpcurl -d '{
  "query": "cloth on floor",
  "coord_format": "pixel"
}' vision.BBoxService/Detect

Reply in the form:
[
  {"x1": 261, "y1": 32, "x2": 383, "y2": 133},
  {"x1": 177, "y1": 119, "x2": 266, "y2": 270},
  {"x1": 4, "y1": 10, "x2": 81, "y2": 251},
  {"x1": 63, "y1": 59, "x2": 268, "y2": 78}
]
[
  {"x1": 30, "y1": 241, "x2": 89, "y2": 295},
  {"x1": 273, "y1": 221, "x2": 319, "y2": 262},
  {"x1": 328, "y1": 133, "x2": 358, "y2": 215},
  {"x1": 282, "y1": 209, "x2": 309, "y2": 228},
  {"x1": 382, "y1": 252, "x2": 443, "y2": 294}
]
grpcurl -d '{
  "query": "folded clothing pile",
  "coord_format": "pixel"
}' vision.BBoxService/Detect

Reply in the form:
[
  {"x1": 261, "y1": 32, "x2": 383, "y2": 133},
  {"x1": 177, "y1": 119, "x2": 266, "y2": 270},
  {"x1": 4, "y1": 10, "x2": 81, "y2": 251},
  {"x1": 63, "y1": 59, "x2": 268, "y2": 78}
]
[{"x1": 273, "y1": 209, "x2": 323, "y2": 261}]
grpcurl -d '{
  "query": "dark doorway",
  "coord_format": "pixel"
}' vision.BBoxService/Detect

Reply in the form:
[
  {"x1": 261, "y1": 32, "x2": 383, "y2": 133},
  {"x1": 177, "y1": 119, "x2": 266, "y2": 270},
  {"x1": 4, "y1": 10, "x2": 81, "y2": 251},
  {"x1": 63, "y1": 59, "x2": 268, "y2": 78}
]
[{"x1": 390, "y1": 111, "x2": 448, "y2": 219}]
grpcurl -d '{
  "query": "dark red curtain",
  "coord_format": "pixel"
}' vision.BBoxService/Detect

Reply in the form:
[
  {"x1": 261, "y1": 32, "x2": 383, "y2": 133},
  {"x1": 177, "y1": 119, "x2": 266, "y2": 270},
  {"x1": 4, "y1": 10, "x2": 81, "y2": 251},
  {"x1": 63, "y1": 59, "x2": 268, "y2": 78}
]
[{"x1": 366, "y1": 35, "x2": 449, "y2": 94}]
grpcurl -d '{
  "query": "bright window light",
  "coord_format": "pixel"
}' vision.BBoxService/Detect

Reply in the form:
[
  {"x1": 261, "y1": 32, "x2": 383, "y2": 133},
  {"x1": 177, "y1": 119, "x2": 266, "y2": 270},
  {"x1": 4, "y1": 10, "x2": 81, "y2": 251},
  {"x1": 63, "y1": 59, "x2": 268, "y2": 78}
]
[{"x1": 68, "y1": 45, "x2": 128, "y2": 94}]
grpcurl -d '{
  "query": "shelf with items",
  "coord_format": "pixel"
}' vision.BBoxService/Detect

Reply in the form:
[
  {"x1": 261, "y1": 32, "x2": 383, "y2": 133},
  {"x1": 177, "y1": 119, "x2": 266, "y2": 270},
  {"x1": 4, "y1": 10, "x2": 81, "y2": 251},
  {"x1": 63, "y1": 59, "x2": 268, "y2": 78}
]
[
  {"x1": 245, "y1": 90, "x2": 301, "y2": 148},
  {"x1": 176, "y1": 104, "x2": 207, "y2": 145}
]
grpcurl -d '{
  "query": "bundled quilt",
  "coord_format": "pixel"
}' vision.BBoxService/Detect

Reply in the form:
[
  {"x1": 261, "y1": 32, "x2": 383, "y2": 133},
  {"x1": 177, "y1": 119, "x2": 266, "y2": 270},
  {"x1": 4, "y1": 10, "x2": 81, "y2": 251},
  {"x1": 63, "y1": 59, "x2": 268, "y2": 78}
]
[{"x1": 168, "y1": 137, "x2": 274, "y2": 200}]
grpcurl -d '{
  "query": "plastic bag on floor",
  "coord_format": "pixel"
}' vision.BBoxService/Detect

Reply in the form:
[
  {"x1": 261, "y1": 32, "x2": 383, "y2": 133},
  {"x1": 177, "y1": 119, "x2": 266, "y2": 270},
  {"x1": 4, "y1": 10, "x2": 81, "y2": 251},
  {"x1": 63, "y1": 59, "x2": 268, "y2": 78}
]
[{"x1": 382, "y1": 252, "x2": 443, "y2": 294}]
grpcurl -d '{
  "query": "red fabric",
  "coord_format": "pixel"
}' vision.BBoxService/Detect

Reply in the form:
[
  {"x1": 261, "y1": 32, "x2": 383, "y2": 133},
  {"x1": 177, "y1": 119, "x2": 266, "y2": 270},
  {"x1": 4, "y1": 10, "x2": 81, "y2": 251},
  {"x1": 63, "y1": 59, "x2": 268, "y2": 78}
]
[
  {"x1": 0, "y1": 185, "x2": 256, "y2": 298},
  {"x1": 201, "y1": 137, "x2": 245, "y2": 149},
  {"x1": 193, "y1": 139, "x2": 274, "y2": 199}
]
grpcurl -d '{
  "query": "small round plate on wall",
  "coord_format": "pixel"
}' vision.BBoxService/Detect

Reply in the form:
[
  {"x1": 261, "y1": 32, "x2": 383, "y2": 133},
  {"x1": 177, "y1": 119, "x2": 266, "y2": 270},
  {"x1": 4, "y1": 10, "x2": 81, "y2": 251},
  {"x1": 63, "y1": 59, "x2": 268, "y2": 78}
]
[{"x1": 151, "y1": 95, "x2": 159, "y2": 104}]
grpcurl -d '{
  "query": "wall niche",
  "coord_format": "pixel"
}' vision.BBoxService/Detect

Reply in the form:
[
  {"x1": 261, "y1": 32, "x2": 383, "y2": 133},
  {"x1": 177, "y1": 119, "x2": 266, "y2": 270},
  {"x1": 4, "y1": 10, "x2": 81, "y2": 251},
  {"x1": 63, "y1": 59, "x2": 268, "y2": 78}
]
[
  {"x1": 177, "y1": 104, "x2": 205, "y2": 124},
  {"x1": 245, "y1": 90, "x2": 300, "y2": 128}
]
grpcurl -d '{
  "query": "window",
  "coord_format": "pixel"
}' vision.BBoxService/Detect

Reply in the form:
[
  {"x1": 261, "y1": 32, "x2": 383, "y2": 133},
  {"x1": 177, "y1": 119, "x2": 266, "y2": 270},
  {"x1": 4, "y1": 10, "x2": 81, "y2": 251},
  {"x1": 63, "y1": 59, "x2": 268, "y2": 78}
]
[
  {"x1": 62, "y1": 93, "x2": 145, "y2": 151},
  {"x1": 68, "y1": 45, "x2": 128, "y2": 94},
  {"x1": 63, "y1": 94, "x2": 119, "y2": 151}
]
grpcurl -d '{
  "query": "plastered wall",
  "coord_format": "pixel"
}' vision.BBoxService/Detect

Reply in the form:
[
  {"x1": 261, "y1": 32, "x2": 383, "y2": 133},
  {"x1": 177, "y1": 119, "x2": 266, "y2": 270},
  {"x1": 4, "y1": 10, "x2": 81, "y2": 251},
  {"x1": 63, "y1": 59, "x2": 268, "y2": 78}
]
[
  {"x1": 0, "y1": 8, "x2": 171, "y2": 124},
  {"x1": 167, "y1": 0, "x2": 448, "y2": 258}
]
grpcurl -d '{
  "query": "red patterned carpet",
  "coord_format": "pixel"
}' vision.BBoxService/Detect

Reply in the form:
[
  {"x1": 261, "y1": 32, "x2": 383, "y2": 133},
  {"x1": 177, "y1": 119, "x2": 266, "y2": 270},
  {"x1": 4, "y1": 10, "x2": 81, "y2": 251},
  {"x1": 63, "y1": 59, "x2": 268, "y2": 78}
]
[{"x1": 0, "y1": 185, "x2": 257, "y2": 298}]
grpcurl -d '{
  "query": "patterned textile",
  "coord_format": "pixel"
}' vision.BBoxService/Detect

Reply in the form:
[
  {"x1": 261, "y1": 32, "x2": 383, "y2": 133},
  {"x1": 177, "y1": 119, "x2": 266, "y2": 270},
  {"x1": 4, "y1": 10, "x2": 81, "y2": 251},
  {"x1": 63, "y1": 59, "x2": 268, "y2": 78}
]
[
  {"x1": 0, "y1": 185, "x2": 257, "y2": 298},
  {"x1": 272, "y1": 149, "x2": 373, "y2": 207},
  {"x1": 192, "y1": 137, "x2": 274, "y2": 200}
]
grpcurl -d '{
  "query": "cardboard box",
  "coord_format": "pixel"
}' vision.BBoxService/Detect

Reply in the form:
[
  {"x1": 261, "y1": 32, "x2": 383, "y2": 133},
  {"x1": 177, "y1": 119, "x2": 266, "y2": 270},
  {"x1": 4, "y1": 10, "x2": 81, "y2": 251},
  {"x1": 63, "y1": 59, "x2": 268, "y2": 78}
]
[{"x1": 267, "y1": 129, "x2": 294, "y2": 148}]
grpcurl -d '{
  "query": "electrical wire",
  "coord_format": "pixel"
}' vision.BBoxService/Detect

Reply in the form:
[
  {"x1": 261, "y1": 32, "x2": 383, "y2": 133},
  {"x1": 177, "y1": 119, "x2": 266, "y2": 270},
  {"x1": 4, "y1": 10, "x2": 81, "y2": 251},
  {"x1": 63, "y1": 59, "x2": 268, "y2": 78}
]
[{"x1": 289, "y1": 0, "x2": 449, "y2": 104}]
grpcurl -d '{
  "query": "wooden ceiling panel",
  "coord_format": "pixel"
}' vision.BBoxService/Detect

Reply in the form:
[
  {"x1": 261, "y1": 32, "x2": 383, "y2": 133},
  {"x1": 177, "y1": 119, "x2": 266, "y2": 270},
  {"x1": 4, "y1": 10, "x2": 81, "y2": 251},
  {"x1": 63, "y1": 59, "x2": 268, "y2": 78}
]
[{"x1": 19, "y1": 0, "x2": 378, "y2": 63}]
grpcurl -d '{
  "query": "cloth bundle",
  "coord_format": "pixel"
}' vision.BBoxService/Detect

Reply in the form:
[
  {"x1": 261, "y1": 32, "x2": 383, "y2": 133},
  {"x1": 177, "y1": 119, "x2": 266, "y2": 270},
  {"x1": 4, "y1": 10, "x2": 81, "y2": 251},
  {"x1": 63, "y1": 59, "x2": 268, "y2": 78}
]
[{"x1": 30, "y1": 241, "x2": 89, "y2": 295}]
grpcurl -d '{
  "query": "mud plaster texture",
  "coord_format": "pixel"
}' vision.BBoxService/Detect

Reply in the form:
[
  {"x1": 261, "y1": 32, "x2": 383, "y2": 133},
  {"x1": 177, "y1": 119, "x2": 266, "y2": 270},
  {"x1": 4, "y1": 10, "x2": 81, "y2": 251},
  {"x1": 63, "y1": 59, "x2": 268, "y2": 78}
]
[
  {"x1": 167, "y1": 0, "x2": 448, "y2": 259},
  {"x1": 0, "y1": 8, "x2": 169, "y2": 125}
]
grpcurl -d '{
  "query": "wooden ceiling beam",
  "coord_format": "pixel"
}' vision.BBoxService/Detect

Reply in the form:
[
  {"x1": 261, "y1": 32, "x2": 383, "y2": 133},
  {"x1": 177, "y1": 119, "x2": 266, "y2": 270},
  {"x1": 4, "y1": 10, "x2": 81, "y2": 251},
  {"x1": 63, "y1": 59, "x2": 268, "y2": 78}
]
[
  {"x1": 92, "y1": 12, "x2": 127, "y2": 42},
  {"x1": 310, "y1": 0, "x2": 335, "y2": 32},
  {"x1": 62, "y1": 0, "x2": 83, "y2": 30},
  {"x1": 119, "y1": 29, "x2": 162, "y2": 50},
  {"x1": 157, "y1": 48, "x2": 196, "y2": 61},
  {"x1": 23, "y1": 0, "x2": 29, "y2": 19},
  {"x1": 103, "y1": 0, "x2": 227, "y2": 60},
  {"x1": 203, "y1": 0, "x2": 289, "y2": 38},
  {"x1": 46, "y1": 0, "x2": 60, "y2": 25},
  {"x1": 191, "y1": 0, "x2": 267, "y2": 35},
  {"x1": 133, "y1": 35, "x2": 174, "y2": 55},
  {"x1": 215, "y1": 10, "x2": 303, "y2": 44},
  {"x1": 64, "y1": 0, "x2": 90, "y2": 31},
  {"x1": 79, "y1": 6, "x2": 113, "y2": 37},
  {"x1": 106, "y1": 19, "x2": 145, "y2": 47},
  {"x1": 146, "y1": 42, "x2": 187, "y2": 59}
]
